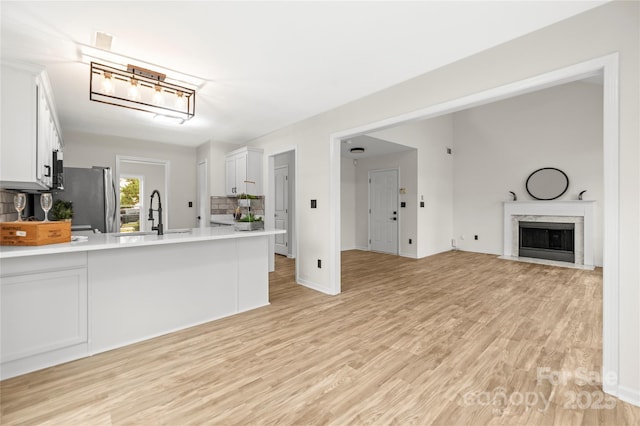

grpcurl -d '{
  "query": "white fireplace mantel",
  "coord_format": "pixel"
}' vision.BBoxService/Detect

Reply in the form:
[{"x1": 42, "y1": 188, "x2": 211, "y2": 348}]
[{"x1": 503, "y1": 201, "x2": 596, "y2": 267}]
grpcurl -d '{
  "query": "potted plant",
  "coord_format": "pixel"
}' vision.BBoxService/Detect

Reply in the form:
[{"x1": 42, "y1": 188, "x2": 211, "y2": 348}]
[
  {"x1": 234, "y1": 193, "x2": 264, "y2": 231},
  {"x1": 51, "y1": 199, "x2": 73, "y2": 222}
]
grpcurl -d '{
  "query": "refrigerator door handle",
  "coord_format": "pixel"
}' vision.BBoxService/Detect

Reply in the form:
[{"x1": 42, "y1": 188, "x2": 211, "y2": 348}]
[
  {"x1": 111, "y1": 178, "x2": 118, "y2": 228},
  {"x1": 103, "y1": 167, "x2": 118, "y2": 234}
]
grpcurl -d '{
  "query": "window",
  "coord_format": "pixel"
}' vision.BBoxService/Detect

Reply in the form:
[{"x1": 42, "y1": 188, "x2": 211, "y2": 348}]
[{"x1": 119, "y1": 176, "x2": 143, "y2": 232}]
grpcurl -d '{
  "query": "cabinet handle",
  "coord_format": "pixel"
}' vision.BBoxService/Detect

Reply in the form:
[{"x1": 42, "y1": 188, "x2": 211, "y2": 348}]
[{"x1": 44, "y1": 165, "x2": 51, "y2": 177}]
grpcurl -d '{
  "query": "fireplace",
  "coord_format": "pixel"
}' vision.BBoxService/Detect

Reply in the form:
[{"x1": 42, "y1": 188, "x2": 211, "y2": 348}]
[
  {"x1": 519, "y1": 221, "x2": 575, "y2": 263},
  {"x1": 503, "y1": 201, "x2": 595, "y2": 267}
]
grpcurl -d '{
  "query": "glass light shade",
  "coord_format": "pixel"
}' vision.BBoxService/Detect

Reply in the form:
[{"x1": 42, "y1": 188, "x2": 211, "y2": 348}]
[
  {"x1": 128, "y1": 79, "x2": 141, "y2": 101},
  {"x1": 175, "y1": 91, "x2": 186, "y2": 109},
  {"x1": 153, "y1": 86, "x2": 164, "y2": 105},
  {"x1": 102, "y1": 73, "x2": 114, "y2": 95}
]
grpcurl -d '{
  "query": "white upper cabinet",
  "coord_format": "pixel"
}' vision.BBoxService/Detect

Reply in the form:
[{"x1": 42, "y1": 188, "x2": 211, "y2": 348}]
[
  {"x1": 1, "y1": 63, "x2": 63, "y2": 191},
  {"x1": 225, "y1": 147, "x2": 263, "y2": 196}
]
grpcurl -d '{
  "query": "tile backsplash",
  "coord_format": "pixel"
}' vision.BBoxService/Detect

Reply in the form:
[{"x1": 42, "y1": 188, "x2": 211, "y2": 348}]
[
  {"x1": 0, "y1": 189, "x2": 19, "y2": 222},
  {"x1": 210, "y1": 196, "x2": 264, "y2": 216}
]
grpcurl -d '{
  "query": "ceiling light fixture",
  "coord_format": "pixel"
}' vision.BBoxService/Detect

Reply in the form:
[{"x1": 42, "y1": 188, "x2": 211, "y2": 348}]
[
  {"x1": 350, "y1": 147, "x2": 365, "y2": 154},
  {"x1": 90, "y1": 61, "x2": 195, "y2": 123},
  {"x1": 80, "y1": 44, "x2": 206, "y2": 89}
]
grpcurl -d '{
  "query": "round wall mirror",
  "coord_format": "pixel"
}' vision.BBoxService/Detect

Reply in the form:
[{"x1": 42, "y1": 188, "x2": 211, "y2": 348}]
[{"x1": 525, "y1": 167, "x2": 569, "y2": 200}]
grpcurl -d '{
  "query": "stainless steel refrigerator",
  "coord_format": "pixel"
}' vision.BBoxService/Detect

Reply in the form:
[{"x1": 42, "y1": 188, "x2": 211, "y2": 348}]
[{"x1": 35, "y1": 166, "x2": 117, "y2": 233}]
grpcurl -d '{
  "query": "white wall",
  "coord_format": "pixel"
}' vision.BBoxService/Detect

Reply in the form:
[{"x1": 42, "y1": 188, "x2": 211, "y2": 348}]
[
  {"x1": 340, "y1": 157, "x2": 356, "y2": 250},
  {"x1": 247, "y1": 2, "x2": 638, "y2": 400},
  {"x1": 369, "y1": 116, "x2": 454, "y2": 258},
  {"x1": 64, "y1": 131, "x2": 197, "y2": 229},
  {"x1": 196, "y1": 140, "x2": 240, "y2": 197},
  {"x1": 452, "y1": 81, "x2": 603, "y2": 265},
  {"x1": 353, "y1": 150, "x2": 417, "y2": 257}
]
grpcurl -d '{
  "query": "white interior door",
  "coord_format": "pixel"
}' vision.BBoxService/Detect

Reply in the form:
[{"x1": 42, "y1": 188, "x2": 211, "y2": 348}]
[
  {"x1": 274, "y1": 165, "x2": 288, "y2": 256},
  {"x1": 369, "y1": 169, "x2": 398, "y2": 254},
  {"x1": 197, "y1": 160, "x2": 208, "y2": 227}
]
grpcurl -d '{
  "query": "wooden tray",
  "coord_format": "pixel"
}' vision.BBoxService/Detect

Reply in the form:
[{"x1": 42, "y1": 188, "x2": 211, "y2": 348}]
[{"x1": 0, "y1": 221, "x2": 72, "y2": 246}]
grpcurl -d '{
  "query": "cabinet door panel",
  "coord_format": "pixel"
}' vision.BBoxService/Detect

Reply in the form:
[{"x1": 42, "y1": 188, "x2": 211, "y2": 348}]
[
  {"x1": 1, "y1": 268, "x2": 88, "y2": 362},
  {"x1": 0, "y1": 66, "x2": 38, "y2": 185},
  {"x1": 224, "y1": 148, "x2": 263, "y2": 197},
  {"x1": 36, "y1": 83, "x2": 53, "y2": 187},
  {"x1": 235, "y1": 155, "x2": 247, "y2": 194},
  {"x1": 225, "y1": 157, "x2": 236, "y2": 195}
]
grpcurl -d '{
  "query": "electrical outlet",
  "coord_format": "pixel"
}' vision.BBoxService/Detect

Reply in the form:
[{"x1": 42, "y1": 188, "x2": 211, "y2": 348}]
[
  {"x1": 420, "y1": 201, "x2": 425, "y2": 208},
  {"x1": 474, "y1": 235, "x2": 478, "y2": 240},
  {"x1": 188, "y1": 201, "x2": 193, "y2": 208},
  {"x1": 409, "y1": 239, "x2": 412, "y2": 244},
  {"x1": 451, "y1": 238, "x2": 456, "y2": 247},
  {"x1": 401, "y1": 202, "x2": 406, "y2": 208},
  {"x1": 317, "y1": 259, "x2": 322, "y2": 268},
  {"x1": 311, "y1": 200, "x2": 317, "y2": 208}
]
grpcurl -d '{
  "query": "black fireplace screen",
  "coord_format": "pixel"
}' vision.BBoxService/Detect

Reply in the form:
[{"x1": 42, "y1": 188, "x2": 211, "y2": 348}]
[{"x1": 519, "y1": 221, "x2": 575, "y2": 263}]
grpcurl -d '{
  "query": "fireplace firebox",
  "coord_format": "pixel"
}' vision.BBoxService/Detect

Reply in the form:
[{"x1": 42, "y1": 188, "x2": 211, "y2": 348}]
[{"x1": 519, "y1": 221, "x2": 575, "y2": 263}]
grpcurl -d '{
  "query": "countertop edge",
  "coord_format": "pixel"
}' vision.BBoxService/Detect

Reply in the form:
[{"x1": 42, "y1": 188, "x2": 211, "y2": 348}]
[{"x1": 0, "y1": 228, "x2": 286, "y2": 259}]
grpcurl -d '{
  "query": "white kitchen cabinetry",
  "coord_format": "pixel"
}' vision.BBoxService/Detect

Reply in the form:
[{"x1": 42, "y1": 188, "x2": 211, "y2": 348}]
[
  {"x1": 0, "y1": 63, "x2": 63, "y2": 190},
  {"x1": 225, "y1": 147, "x2": 263, "y2": 196},
  {"x1": 0, "y1": 253, "x2": 88, "y2": 378}
]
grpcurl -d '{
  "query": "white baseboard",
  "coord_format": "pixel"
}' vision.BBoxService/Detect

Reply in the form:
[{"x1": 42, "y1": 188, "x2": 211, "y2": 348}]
[
  {"x1": 617, "y1": 384, "x2": 640, "y2": 407},
  {"x1": 348, "y1": 247, "x2": 416, "y2": 258},
  {"x1": 297, "y1": 277, "x2": 335, "y2": 295},
  {"x1": 341, "y1": 245, "x2": 356, "y2": 251},
  {"x1": 399, "y1": 251, "x2": 418, "y2": 259}
]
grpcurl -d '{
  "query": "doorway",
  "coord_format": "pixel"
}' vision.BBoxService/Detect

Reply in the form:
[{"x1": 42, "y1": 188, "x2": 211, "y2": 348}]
[
  {"x1": 369, "y1": 169, "x2": 398, "y2": 254},
  {"x1": 274, "y1": 164, "x2": 289, "y2": 255},
  {"x1": 119, "y1": 175, "x2": 143, "y2": 232},
  {"x1": 116, "y1": 156, "x2": 169, "y2": 231},
  {"x1": 329, "y1": 54, "x2": 619, "y2": 398},
  {"x1": 196, "y1": 159, "x2": 208, "y2": 227},
  {"x1": 267, "y1": 148, "x2": 298, "y2": 276}
]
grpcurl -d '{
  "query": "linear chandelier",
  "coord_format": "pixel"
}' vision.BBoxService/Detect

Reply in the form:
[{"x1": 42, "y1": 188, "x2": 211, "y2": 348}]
[{"x1": 90, "y1": 61, "x2": 195, "y2": 124}]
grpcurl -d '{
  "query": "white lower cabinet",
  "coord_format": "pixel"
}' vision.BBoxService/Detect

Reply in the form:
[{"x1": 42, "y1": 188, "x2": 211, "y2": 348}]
[
  {"x1": 0, "y1": 253, "x2": 88, "y2": 378},
  {"x1": 0, "y1": 231, "x2": 277, "y2": 379}
]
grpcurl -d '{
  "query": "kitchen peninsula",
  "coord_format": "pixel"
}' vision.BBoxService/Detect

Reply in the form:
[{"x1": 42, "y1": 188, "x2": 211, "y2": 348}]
[{"x1": 0, "y1": 227, "x2": 285, "y2": 379}]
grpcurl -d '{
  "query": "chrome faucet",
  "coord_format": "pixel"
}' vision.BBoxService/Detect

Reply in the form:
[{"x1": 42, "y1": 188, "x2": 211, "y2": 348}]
[{"x1": 148, "y1": 189, "x2": 164, "y2": 235}]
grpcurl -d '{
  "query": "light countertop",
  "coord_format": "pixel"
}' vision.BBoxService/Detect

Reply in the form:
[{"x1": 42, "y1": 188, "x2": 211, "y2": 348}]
[{"x1": 0, "y1": 227, "x2": 285, "y2": 259}]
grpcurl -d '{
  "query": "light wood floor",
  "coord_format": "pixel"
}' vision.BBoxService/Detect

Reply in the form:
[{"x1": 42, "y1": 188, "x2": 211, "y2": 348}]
[{"x1": 2, "y1": 250, "x2": 639, "y2": 425}]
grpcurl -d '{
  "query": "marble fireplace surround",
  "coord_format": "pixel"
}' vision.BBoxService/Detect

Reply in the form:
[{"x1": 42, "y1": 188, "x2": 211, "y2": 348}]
[{"x1": 503, "y1": 201, "x2": 595, "y2": 267}]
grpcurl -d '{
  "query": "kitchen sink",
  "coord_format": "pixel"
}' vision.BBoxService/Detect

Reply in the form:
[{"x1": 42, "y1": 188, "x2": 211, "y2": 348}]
[
  {"x1": 111, "y1": 229, "x2": 192, "y2": 237},
  {"x1": 165, "y1": 228, "x2": 192, "y2": 234},
  {"x1": 112, "y1": 231, "x2": 155, "y2": 237}
]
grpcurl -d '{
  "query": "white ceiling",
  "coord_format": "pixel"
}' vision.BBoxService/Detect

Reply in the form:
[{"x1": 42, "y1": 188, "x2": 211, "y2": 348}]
[{"x1": 0, "y1": 1, "x2": 607, "y2": 148}]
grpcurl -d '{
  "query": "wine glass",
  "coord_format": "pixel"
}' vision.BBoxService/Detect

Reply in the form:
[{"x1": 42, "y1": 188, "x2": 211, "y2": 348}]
[
  {"x1": 40, "y1": 193, "x2": 53, "y2": 222},
  {"x1": 13, "y1": 193, "x2": 26, "y2": 222}
]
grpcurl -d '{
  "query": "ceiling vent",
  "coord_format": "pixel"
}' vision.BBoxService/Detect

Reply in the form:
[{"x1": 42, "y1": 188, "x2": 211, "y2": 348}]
[{"x1": 94, "y1": 32, "x2": 113, "y2": 51}]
